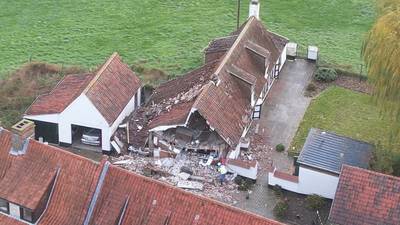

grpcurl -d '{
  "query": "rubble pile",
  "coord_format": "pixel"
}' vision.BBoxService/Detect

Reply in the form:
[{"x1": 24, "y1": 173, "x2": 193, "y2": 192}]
[{"x1": 111, "y1": 151, "x2": 240, "y2": 204}]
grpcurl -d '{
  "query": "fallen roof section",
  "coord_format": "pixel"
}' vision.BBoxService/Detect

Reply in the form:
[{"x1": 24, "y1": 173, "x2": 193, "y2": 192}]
[{"x1": 329, "y1": 165, "x2": 400, "y2": 225}]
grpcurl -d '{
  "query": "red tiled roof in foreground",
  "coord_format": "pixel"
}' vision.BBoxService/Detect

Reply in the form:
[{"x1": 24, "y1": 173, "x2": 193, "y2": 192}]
[
  {"x1": 89, "y1": 166, "x2": 282, "y2": 225},
  {"x1": 0, "y1": 129, "x2": 282, "y2": 225},
  {"x1": 0, "y1": 129, "x2": 102, "y2": 225},
  {"x1": 329, "y1": 165, "x2": 400, "y2": 225},
  {"x1": 85, "y1": 53, "x2": 141, "y2": 125},
  {"x1": 25, "y1": 73, "x2": 94, "y2": 115}
]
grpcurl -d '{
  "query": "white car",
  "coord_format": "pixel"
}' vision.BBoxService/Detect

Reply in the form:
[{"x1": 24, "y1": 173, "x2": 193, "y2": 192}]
[{"x1": 81, "y1": 129, "x2": 101, "y2": 146}]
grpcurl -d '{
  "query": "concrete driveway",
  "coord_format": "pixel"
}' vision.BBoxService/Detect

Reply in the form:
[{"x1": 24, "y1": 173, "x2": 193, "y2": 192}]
[
  {"x1": 234, "y1": 59, "x2": 315, "y2": 219},
  {"x1": 260, "y1": 59, "x2": 315, "y2": 171}
]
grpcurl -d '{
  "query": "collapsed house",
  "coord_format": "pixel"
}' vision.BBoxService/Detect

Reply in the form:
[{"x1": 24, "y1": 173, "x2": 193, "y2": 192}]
[
  {"x1": 0, "y1": 128, "x2": 282, "y2": 225},
  {"x1": 127, "y1": 15, "x2": 289, "y2": 164},
  {"x1": 24, "y1": 53, "x2": 142, "y2": 152}
]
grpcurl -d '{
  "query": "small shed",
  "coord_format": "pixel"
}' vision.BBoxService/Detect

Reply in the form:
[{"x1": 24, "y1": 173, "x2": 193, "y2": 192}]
[{"x1": 269, "y1": 128, "x2": 373, "y2": 199}]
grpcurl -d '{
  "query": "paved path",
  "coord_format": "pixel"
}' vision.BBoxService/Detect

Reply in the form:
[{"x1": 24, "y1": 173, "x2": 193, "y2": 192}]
[
  {"x1": 234, "y1": 59, "x2": 315, "y2": 219},
  {"x1": 261, "y1": 59, "x2": 315, "y2": 171}
]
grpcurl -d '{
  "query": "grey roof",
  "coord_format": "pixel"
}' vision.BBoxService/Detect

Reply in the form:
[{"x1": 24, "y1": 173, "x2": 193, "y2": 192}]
[{"x1": 297, "y1": 128, "x2": 374, "y2": 174}]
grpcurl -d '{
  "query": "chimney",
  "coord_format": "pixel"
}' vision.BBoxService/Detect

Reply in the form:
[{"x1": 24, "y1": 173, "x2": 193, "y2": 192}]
[
  {"x1": 11, "y1": 119, "x2": 35, "y2": 139},
  {"x1": 10, "y1": 119, "x2": 35, "y2": 156},
  {"x1": 249, "y1": 0, "x2": 260, "y2": 19}
]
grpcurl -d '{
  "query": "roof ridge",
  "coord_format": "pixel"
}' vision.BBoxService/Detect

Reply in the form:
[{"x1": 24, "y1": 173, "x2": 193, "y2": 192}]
[
  {"x1": 213, "y1": 17, "x2": 255, "y2": 76},
  {"x1": 83, "y1": 52, "x2": 119, "y2": 94}
]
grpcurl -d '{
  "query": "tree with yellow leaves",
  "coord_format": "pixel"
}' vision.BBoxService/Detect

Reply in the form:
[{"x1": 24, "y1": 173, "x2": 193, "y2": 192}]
[{"x1": 363, "y1": 0, "x2": 400, "y2": 175}]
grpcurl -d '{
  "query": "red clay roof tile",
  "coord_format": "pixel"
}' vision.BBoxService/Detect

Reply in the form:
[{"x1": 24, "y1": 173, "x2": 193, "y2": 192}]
[
  {"x1": 0, "y1": 129, "x2": 282, "y2": 225},
  {"x1": 25, "y1": 73, "x2": 94, "y2": 115},
  {"x1": 0, "y1": 129, "x2": 102, "y2": 225},
  {"x1": 85, "y1": 53, "x2": 141, "y2": 125},
  {"x1": 329, "y1": 165, "x2": 400, "y2": 225},
  {"x1": 89, "y1": 166, "x2": 282, "y2": 225}
]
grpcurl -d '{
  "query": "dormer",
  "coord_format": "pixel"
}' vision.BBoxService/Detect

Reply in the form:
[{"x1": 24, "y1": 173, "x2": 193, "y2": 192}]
[
  {"x1": 0, "y1": 162, "x2": 59, "y2": 223},
  {"x1": 245, "y1": 41, "x2": 271, "y2": 78},
  {"x1": 226, "y1": 65, "x2": 257, "y2": 107}
]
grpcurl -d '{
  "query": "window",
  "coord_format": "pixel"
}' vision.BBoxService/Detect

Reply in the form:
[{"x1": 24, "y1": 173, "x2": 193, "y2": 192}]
[
  {"x1": 252, "y1": 105, "x2": 262, "y2": 119},
  {"x1": 21, "y1": 207, "x2": 33, "y2": 222},
  {"x1": 0, "y1": 199, "x2": 8, "y2": 213}
]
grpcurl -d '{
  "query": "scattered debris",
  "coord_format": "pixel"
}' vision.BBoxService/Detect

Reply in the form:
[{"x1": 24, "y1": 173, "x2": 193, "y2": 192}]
[
  {"x1": 110, "y1": 151, "x2": 240, "y2": 204},
  {"x1": 177, "y1": 181, "x2": 204, "y2": 190}
]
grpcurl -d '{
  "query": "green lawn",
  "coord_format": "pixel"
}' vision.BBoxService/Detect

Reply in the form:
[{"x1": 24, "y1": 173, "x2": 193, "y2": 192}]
[
  {"x1": 290, "y1": 87, "x2": 398, "y2": 155},
  {"x1": 0, "y1": 0, "x2": 375, "y2": 78}
]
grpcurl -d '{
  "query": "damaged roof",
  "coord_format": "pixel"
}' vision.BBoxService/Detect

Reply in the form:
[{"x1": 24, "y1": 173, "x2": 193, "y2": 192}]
[
  {"x1": 25, "y1": 53, "x2": 141, "y2": 125},
  {"x1": 0, "y1": 129, "x2": 282, "y2": 225},
  {"x1": 329, "y1": 166, "x2": 400, "y2": 225},
  {"x1": 131, "y1": 17, "x2": 287, "y2": 148}
]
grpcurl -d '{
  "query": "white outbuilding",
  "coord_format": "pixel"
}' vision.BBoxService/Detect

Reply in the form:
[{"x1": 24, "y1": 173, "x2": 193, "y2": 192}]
[
  {"x1": 24, "y1": 53, "x2": 142, "y2": 152},
  {"x1": 269, "y1": 128, "x2": 373, "y2": 199}
]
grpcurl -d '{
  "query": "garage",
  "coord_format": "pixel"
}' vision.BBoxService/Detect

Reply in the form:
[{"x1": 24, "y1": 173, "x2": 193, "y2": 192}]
[{"x1": 33, "y1": 120, "x2": 59, "y2": 144}]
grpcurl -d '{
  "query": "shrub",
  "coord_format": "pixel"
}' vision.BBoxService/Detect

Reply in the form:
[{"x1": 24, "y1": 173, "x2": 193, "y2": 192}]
[
  {"x1": 272, "y1": 185, "x2": 283, "y2": 197},
  {"x1": 276, "y1": 143, "x2": 285, "y2": 152},
  {"x1": 306, "y1": 82, "x2": 317, "y2": 92},
  {"x1": 314, "y1": 67, "x2": 337, "y2": 82},
  {"x1": 306, "y1": 194, "x2": 326, "y2": 210},
  {"x1": 273, "y1": 200, "x2": 289, "y2": 219}
]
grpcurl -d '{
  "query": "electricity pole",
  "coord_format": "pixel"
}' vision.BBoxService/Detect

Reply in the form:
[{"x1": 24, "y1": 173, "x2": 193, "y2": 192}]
[{"x1": 237, "y1": 0, "x2": 241, "y2": 29}]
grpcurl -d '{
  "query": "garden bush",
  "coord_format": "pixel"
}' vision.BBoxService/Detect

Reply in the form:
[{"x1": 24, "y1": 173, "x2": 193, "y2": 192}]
[
  {"x1": 276, "y1": 143, "x2": 285, "y2": 152},
  {"x1": 273, "y1": 200, "x2": 289, "y2": 219},
  {"x1": 306, "y1": 194, "x2": 326, "y2": 210},
  {"x1": 314, "y1": 67, "x2": 337, "y2": 82},
  {"x1": 272, "y1": 185, "x2": 283, "y2": 197},
  {"x1": 306, "y1": 82, "x2": 317, "y2": 92}
]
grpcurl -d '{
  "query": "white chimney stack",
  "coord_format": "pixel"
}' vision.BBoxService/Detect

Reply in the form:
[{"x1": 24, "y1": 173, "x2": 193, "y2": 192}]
[{"x1": 249, "y1": 0, "x2": 260, "y2": 19}]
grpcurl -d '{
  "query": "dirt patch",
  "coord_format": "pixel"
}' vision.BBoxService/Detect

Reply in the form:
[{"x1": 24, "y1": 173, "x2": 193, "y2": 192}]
[
  {"x1": 306, "y1": 75, "x2": 373, "y2": 97},
  {"x1": 131, "y1": 63, "x2": 169, "y2": 86},
  {"x1": 0, "y1": 62, "x2": 85, "y2": 128}
]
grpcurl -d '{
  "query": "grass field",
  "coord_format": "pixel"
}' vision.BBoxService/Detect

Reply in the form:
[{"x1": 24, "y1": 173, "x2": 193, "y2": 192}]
[
  {"x1": 290, "y1": 87, "x2": 399, "y2": 156},
  {"x1": 0, "y1": 0, "x2": 375, "y2": 79}
]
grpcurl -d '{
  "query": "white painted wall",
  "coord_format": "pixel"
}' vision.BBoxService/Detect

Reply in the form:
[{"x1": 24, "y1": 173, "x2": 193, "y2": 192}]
[
  {"x1": 297, "y1": 166, "x2": 339, "y2": 199},
  {"x1": 59, "y1": 94, "x2": 110, "y2": 150},
  {"x1": 227, "y1": 162, "x2": 258, "y2": 179},
  {"x1": 24, "y1": 114, "x2": 60, "y2": 124},
  {"x1": 280, "y1": 44, "x2": 287, "y2": 71},
  {"x1": 109, "y1": 87, "x2": 140, "y2": 137},
  {"x1": 268, "y1": 169, "x2": 299, "y2": 192},
  {"x1": 268, "y1": 166, "x2": 339, "y2": 199}
]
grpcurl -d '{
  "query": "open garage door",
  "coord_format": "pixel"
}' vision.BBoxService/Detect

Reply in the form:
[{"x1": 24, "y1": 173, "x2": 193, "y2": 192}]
[
  {"x1": 71, "y1": 125, "x2": 102, "y2": 152},
  {"x1": 34, "y1": 121, "x2": 59, "y2": 144}
]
